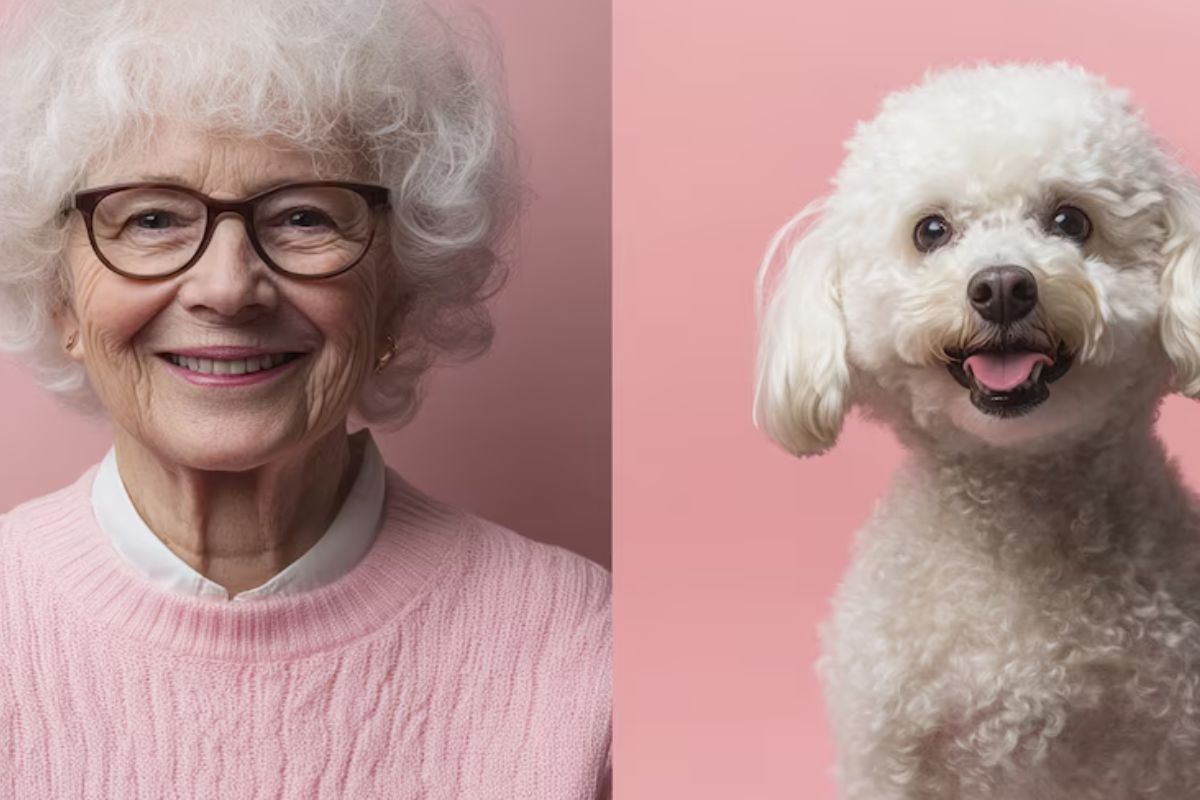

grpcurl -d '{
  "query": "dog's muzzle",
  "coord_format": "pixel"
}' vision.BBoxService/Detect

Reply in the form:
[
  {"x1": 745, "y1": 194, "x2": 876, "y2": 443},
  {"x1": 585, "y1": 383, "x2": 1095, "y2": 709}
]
[
  {"x1": 946, "y1": 345, "x2": 1074, "y2": 417},
  {"x1": 946, "y1": 266, "x2": 1074, "y2": 417}
]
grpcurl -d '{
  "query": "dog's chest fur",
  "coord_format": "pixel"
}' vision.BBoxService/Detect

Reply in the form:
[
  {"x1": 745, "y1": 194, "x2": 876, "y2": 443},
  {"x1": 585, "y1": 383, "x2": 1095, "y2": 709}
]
[{"x1": 820, "y1": 446, "x2": 1200, "y2": 799}]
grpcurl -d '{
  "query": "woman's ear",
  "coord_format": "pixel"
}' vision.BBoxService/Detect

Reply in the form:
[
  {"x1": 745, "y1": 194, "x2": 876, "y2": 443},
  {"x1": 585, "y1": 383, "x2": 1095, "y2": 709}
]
[
  {"x1": 1159, "y1": 177, "x2": 1200, "y2": 397},
  {"x1": 50, "y1": 303, "x2": 83, "y2": 361},
  {"x1": 754, "y1": 198, "x2": 850, "y2": 456}
]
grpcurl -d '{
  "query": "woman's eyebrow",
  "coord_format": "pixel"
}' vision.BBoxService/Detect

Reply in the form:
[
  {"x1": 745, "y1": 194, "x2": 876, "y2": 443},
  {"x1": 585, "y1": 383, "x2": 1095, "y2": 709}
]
[
  {"x1": 127, "y1": 175, "x2": 312, "y2": 194},
  {"x1": 126, "y1": 173, "x2": 190, "y2": 186}
]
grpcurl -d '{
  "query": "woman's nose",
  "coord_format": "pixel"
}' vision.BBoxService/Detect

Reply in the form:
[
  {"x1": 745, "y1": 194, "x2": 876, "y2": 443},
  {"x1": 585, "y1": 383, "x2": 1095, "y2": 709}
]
[{"x1": 175, "y1": 216, "x2": 278, "y2": 321}]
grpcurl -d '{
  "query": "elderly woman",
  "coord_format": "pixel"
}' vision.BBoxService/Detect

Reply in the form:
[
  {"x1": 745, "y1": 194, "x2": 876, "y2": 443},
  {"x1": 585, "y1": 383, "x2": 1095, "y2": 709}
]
[{"x1": 0, "y1": 0, "x2": 610, "y2": 797}]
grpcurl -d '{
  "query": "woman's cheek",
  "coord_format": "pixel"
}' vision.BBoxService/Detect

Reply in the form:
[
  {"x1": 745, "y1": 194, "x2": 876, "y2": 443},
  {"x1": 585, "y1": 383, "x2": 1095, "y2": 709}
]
[
  {"x1": 280, "y1": 282, "x2": 369, "y2": 424},
  {"x1": 310, "y1": 325, "x2": 369, "y2": 406},
  {"x1": 76, "y1": 265, "x2": 169, "y2": 342}
]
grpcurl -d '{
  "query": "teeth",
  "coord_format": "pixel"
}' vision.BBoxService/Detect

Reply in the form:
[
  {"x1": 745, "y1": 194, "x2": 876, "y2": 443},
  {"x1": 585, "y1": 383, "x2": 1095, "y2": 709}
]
[
  {"x1": 1030, "y1": 362, "x2": 1045, "y2": 382},
  {"x1": 167, "y1": 353, "x2": 294, "y2": 375}
]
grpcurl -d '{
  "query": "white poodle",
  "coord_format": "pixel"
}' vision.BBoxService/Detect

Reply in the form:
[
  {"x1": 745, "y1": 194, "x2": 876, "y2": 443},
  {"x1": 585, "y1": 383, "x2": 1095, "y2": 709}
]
[{"x1": 755, "y1": 63, "x2": 1200, "y2": 798}]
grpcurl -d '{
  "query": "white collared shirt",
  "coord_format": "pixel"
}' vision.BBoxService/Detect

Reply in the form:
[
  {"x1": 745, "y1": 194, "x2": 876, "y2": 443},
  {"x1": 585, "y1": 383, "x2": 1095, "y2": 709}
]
[{"x1": 90, "y1": 430, "x2": 386, "y2": 602}]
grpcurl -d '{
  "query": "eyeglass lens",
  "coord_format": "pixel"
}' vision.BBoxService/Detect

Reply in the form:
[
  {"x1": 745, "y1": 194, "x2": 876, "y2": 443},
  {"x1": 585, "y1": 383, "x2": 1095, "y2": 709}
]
[{"x1": 88, "y1": 185, "x2": 375, "y2": 277}]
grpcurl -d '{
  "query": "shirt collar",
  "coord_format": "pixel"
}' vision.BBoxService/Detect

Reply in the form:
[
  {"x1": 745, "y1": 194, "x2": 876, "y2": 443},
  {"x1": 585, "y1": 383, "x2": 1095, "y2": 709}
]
[{"x1": 90, "y1": 429, "x2": 386, "y2": 602}]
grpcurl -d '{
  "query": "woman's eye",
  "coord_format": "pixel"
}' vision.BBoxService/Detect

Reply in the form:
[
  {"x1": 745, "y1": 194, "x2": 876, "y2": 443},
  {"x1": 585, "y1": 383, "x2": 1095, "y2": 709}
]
[
  {"x1": 1048, "y1": 205, "x2": 1092, "y2": 243},
  {"x1": 913, "y1": 215, "x2": 952, "y2": 253},
  {"x1": 285, "y1": 208, "x2": 334, "y2": 229},
  {"x1": 133, "y1": 212, "x2": 175, "y2": 230}
]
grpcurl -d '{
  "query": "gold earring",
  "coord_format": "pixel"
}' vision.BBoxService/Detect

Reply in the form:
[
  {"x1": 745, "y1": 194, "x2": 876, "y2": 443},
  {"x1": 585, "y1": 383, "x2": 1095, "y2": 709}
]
[{"x1": 373, "y1": 334, "x2": 397, "y2": 374}]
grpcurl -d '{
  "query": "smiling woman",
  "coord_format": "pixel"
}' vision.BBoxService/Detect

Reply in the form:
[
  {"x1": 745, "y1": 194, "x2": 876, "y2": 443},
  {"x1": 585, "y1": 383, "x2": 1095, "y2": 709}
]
[
  {"x1": 59, "y1": 130, "x2": 399, "y2": 479},
  {"x1": 0, "y1": 0, "x2": 611, "y2": 797}
]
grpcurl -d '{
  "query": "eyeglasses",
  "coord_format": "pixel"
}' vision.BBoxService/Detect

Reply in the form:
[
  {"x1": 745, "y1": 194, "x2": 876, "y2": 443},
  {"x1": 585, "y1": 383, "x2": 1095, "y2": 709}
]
[{"x1": 71, "y1": 181, "x2": 391, "y2": 281}]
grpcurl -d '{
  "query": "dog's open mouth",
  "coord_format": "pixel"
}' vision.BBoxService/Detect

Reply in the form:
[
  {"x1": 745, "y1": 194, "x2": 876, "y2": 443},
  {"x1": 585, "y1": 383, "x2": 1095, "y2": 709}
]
[{"x1": 945, "y1": 344, "x2": 1073, "y2": 417}]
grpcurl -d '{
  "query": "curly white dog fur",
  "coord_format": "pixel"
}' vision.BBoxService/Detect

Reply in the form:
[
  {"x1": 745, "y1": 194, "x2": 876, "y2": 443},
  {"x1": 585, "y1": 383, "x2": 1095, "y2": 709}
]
[{"x1": 755, "y1": 63, "x2": 1200, "y2": 798}]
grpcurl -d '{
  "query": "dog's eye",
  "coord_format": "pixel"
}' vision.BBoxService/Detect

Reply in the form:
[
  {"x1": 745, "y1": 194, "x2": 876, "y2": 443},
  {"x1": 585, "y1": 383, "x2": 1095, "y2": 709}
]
[
  {"x1": 913, "y1": 215, "x2": 952, "y2": 253},
  {"x1": 1049, "y1": 205, "x2": 1092, "y2": 243}
]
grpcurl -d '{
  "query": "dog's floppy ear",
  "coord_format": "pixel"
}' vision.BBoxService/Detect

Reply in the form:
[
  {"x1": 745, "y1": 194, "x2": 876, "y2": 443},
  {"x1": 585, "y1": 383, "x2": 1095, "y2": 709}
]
[
  {"x1": 754, "y1": 198, "x2": 850, "y2": 456},
  {"x1": 1159, "y1": 176, "x2": 1200, "y2": 398}
]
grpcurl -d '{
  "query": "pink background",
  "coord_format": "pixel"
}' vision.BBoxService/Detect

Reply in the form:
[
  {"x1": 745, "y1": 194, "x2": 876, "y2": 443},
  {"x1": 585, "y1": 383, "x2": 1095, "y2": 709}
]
[
  {"x1": 615, "y1": 1, "x2": 1200, "y2": 797},
  {"x1": 0, "y1": 0, "x2": 610, "y2": 568}
]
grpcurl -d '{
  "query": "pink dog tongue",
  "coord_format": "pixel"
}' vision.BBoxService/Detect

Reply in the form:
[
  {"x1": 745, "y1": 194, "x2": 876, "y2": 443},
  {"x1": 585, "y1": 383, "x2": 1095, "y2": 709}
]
[{"x1": 964, "y1": 351, "x2": 1053, "y2": 392}]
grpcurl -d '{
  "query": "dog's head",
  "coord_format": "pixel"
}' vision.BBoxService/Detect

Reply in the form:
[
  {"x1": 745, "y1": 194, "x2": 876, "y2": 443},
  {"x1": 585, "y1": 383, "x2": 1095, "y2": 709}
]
[{"x1": 756, "y1": 63, "x2": 1200, "y2": 455}]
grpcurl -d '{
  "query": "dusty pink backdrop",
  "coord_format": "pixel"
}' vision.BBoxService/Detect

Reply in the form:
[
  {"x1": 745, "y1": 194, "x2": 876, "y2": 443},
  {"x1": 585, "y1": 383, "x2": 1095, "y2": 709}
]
[
  {"x1": 0, "y1": 0, "x2": 610, "y2": 569},
  {"x1": 615, "y1": 0, "x2": 1200, "y2": 797}
]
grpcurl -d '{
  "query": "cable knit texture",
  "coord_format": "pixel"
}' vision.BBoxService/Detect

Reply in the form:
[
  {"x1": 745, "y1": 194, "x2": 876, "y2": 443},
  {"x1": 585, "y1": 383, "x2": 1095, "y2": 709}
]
[{"x1": 0, "y1": 464, "x2": 612, "y2": 799}]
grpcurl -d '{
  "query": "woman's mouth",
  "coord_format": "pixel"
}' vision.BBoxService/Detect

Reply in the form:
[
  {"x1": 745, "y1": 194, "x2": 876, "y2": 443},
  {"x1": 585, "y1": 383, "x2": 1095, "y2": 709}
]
[
  {"x1": 157, "y1": 351, "x2": 307, "y2": 386},
  {"x1": 162, "y1": 352, "x2": 302, "y2": 375}
]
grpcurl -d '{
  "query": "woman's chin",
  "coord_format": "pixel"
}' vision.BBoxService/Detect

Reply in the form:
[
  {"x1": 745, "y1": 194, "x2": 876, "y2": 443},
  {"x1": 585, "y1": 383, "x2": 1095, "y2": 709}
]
[{"x1": 142, "y1": 418, "x2": 309, "y2": 473}]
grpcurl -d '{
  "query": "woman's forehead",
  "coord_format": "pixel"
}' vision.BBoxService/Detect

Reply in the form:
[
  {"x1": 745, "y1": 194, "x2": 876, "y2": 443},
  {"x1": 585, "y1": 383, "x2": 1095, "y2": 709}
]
[{"x1": 87, "y1": 123, "x2": 356, "y2": 195}]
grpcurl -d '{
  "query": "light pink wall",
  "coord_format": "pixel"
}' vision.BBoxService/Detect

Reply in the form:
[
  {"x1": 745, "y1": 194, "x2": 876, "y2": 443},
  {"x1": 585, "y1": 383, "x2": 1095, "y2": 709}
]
[
  {"x1": 0, "y1": 0, "x2": 610, "y2": 568},
  {"x1": 615, "y1": 0, "x2": 1200, "y2": 797}
]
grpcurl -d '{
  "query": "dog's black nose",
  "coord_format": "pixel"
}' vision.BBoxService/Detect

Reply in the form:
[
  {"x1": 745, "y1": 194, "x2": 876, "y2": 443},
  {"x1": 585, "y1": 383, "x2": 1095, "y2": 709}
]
[{"x1": 967, "y1": 265, "x2": 1038, "y2": 324}]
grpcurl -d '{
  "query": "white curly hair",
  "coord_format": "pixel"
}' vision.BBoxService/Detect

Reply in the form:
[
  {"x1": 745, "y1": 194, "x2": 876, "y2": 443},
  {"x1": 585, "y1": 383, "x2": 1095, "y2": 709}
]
[
  {"x1": 754, "y1": 62, "x2": 1200, "y2": 796},
  {"x1": 0, "y1": 0, "x2": 519, "y2": 426}
]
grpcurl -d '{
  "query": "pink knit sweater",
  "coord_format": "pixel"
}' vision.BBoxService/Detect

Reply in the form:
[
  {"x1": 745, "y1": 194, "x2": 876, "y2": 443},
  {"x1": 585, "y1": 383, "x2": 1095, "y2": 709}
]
[{"x1": 0, "y1": 464, "x2": 612, "y2": 799}]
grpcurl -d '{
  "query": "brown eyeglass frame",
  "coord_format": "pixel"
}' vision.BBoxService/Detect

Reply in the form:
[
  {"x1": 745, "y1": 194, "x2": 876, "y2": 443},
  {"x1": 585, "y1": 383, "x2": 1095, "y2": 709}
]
[{"x1": 70, "y1": 181, "x2": 391, "y2": 282}]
